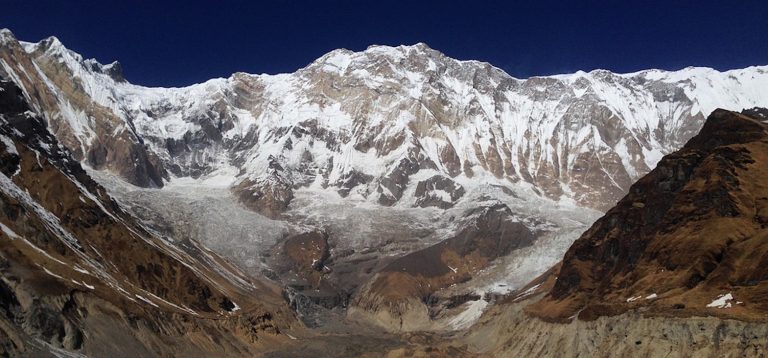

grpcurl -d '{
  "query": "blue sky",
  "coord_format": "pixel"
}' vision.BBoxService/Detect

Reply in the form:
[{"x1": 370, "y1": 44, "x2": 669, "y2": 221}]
[{"x1": 2, "y1": 0, "x2": 766, "y2": 86}]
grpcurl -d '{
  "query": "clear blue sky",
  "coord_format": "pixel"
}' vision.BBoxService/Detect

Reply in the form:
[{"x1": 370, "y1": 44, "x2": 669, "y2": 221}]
[{"x1": 2, "y1": 0, "x2": 766, "y2": 87}]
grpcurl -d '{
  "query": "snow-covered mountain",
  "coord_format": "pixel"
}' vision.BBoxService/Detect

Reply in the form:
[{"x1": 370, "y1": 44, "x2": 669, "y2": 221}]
[
  {"x1": 3, "y1": 28, "x2": 768, "y2": 334},
  {"x1": 2, "y1": 28, "x2": 767, "y2": 217}
]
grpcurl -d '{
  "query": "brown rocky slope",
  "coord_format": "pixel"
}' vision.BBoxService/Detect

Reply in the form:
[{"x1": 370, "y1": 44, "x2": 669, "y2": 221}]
[
  {"x1": 0, "y1": 79, "x2": 298, "y2": 357},
  {"x1": 461, "y1": 108, "x2": 768, "y2": 357},
  {"x1": 530, "y1": 107, "x2": 768, "y2": 323}
]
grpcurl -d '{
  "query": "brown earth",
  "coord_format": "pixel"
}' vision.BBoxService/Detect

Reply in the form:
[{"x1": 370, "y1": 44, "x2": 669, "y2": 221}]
[
  {"x1": 526, "y1": 108, "x2": 768, "y2": 323},
  {"x1": 281, "y1": 231, "x2": 332, "y2": 288},
  {"x1": 448, "y1": 108, "x2": 768, "y2": 357}
]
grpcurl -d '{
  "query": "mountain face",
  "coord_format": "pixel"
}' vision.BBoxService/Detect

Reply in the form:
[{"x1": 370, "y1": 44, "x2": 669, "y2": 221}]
[
  {"x1": 529, "y1": 108, "x2": 768, "y2": 323},
  {"x1": 2, "y1": 29, "x2": 767, "y2": 217},
  {"x1": 0, "y1": 78, "x2": 296, "y2": 356},
  {"x1": 459, "y1": 108, "x2": 768, "y2": 357},
  {"x1": 2, "y1": 26, "x2": 768, "y2": 356}
]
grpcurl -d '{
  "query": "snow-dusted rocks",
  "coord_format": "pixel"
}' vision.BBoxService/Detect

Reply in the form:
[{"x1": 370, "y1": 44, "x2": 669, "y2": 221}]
[
  {"x1": 2, "y1": 28, "x2": 767, "y2": 216},
  {"x1": 414, "y1": 175, "x2": 465, "y2": 208}
]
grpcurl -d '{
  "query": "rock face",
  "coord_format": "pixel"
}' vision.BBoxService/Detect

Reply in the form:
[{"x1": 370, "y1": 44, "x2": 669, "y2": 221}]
[
  {"x1": 414, "y1": 175, "x2": 465, "y2": 209},
  {"x1": 526, "y1": 108, "x2": 768, "y2": 323},
  {"x1": 0, "y1": 78, "x2": 296, "y2": 356},
  {"x1": 0, "y1": 32, "x2": 168, "y2": 188},
  {"x1": 3, "y1": 27, "x2": 768, "y2": 355},
  {"x1": 351, "y1": 204, "x2": 537, "y2": 331},
  {"x1": 2, "y1": 29, "x2": 767, "y2": 217},
  {"x1": 464, "y1": 293, "x2": 768, "y2": 358},
  {"x1": 277, "y1": 230, "x2": 346, "y2": 326},
  {"x1": 452, "y1": 109, "x2": 768, "y2": 358}
]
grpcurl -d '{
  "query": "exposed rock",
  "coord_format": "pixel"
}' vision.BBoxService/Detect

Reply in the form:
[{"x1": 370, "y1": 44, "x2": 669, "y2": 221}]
[
  {"x1": 0, "y1": 79, "x2": 296, "y2": 356},
  {"x1": 233, "y1": 157, "x2": 294, "y2": 219},
  {"x1": 527, "y1": 108, "x2": 768, "y2": 323},
  {"x1": 336, "y1": 170, "x2": 373, "y2": 197},
  {"x1": 281, "y1": 231, "x2": 331, "y2": 288},
  {"x1": 3, "y1": 29, "x2": 766, "y2": 215},
  {"x1": 414, "y1": 175, "x2": 465, "y2": 209},
  {"x1": 351, "y1": 204, "x2": 536, "y2": 331},
  {"x1": 0, "y1": 33, "x2": 168, "y2": 188},
  {"x1": 377, "y1": 147, "x2": 437, "y2": 206}
]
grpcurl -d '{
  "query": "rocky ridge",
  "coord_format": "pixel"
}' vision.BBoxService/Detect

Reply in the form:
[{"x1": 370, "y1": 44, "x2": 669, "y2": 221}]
[
  {"x1": 1, "y1": 29, "x2": 767, "y2": 218},
  {"x1": 529, "y1": 108, "x2": 768, "y2": 323}
]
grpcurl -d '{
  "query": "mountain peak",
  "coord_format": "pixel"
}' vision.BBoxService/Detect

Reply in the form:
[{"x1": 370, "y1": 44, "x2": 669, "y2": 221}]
[
  {"x1": 39, "y1": 35, "x2": 66, "y2": 52},
  {"x1": 33, "y1": 35, "x2": 83, "y2": 62},
  {"x1": 102, "y1": 60, "x2": 126, "y2": 82},
  {"x1": 0, "y1": 28, "x2": 16, "y2": 45},
  {"x1": 307, "y1": 48, "x2": 354, "y2": 73},
  {"x1": 411, "y1": 42, "x2": 432, "y2": 50},
  {"x1": 83, "y1": 58, "x2": 126, "y2": 82},
  {"x1": 305, "y1": 43, "x2": 442, "y2": 76},
  {"x1": 363, "y1": 42, "x2": 439, "y2": 57}
]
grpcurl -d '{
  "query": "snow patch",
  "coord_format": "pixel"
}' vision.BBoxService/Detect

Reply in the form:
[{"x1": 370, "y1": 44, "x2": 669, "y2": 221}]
[
  {"x1": 0, "y1": 222, "x2": 20, "y2": 239},
  {"x1": 42, "y1": 267, "x2": 65, "y2": 280},
  {"x1": 71, "y1": 279, "x2": 94, "y2": 290},
  {"x1": 0, "y1": 134, "x2": 17, "y2": 155},
  {"x1": 135, "y1": 294, "x2": 159, "y2": 308},
  {"x1": 706, "y1": 293, "x2": 734, "y2": 309},
  {"x1": 513, "y1": 283, "x2": 543, "y2": 302},
  {"x1": 447, "y1": 297, "x2": 488, "y2": 330}
]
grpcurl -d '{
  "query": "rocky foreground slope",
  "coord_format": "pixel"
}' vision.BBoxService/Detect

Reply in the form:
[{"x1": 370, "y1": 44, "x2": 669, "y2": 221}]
[{"x1": 463, "y1": 108, "x2": 768, "y2": 357}]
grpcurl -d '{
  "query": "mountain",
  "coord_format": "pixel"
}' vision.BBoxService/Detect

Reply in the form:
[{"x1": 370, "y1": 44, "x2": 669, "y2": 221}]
[
  {"x1": 531, "y1": 107, "x2": 768, "y2": 322},
  {"x1": 2, "y1": 27, "x2": 768, "y2": 355},
  {"x1": 2, "y1": 29, "x2": 767, "y2": 217},
  {"x1": 0, "y1": 78, "x2": 297, "y2": 356},
  {"x1": 463, "y1": 108, "x2": 768, "y2": 356}
]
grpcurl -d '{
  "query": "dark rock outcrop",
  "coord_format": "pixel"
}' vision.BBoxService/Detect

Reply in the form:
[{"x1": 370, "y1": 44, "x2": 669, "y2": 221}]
[{"x1": 414, "y1": 175, "x2": 465, "y2": 209}]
